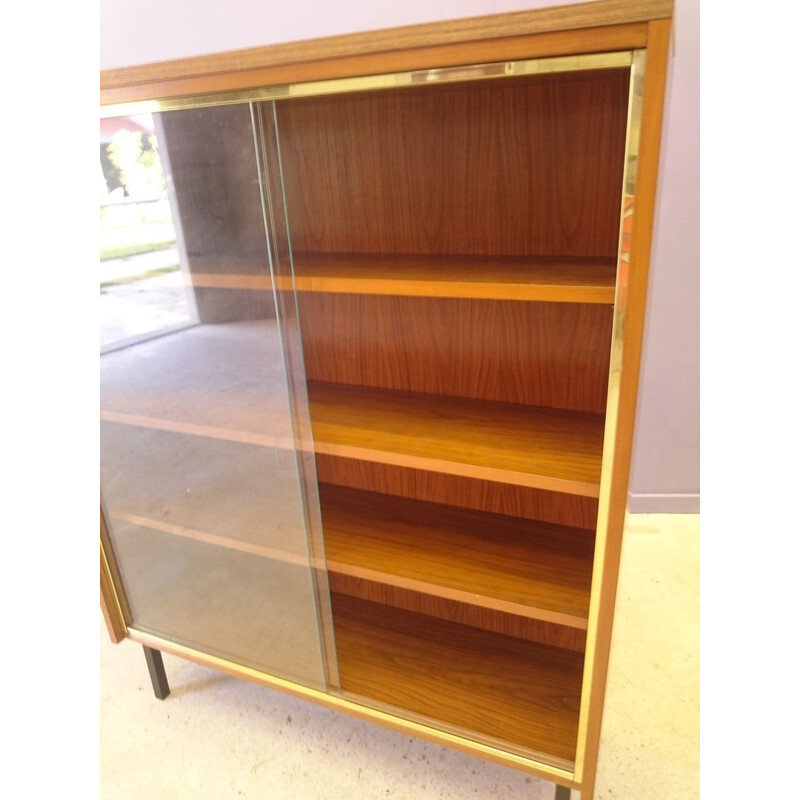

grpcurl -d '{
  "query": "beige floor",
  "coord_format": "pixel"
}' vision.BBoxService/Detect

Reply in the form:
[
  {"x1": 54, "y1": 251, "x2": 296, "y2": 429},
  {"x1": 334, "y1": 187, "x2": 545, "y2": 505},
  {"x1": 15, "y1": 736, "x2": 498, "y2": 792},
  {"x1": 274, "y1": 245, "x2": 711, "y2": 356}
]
[{"x1": 100, "y1": 512, "x2": 699, "y2": 800}]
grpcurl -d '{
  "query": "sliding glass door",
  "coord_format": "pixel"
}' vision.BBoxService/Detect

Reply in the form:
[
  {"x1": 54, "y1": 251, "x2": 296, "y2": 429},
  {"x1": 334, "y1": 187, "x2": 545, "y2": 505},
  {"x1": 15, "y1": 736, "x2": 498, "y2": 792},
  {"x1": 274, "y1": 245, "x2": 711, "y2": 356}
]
[{"x1": 99, "y1": 104, "x2": 333, "y2": 690}]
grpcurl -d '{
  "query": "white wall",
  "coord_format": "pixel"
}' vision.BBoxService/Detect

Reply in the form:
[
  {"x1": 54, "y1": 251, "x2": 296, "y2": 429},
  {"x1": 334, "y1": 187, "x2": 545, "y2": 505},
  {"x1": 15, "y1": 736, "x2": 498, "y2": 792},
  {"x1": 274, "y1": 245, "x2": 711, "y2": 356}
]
[{"x1": 100, "y1": 0, "x2": 700, "y2": 512}]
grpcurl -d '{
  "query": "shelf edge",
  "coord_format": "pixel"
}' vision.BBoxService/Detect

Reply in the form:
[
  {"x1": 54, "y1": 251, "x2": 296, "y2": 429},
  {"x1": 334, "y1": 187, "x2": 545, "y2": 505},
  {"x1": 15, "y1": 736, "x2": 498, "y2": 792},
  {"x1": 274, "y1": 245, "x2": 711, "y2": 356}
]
[
  {"x1": 111, "y1": 511, "x2": 588, "y2": 629},
  {"x1": 315, "y1": 441, "x2": 602, "y2": 498}
]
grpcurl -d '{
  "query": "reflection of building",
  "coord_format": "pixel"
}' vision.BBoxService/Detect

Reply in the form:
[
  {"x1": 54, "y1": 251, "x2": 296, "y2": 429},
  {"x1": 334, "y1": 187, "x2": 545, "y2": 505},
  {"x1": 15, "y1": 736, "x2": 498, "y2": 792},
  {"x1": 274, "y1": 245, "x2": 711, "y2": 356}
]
[
  {"x1": 158, "y1": 106, "x2": 275, "y2": 323},
  {"x1": 100, "y1": 116, "x2": 155, "y2": 195}
]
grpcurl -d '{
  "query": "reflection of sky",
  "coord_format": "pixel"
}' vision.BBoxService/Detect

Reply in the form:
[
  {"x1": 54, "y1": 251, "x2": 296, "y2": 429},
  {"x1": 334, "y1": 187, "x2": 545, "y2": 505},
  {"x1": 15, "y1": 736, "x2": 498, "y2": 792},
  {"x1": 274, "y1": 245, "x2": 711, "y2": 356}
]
[
  {"x1": 129, "y1": 113, "x2": 155, "y2": 133},
  {"x1": 100, "y1": 114, "x2": 156, "y2": 143}
]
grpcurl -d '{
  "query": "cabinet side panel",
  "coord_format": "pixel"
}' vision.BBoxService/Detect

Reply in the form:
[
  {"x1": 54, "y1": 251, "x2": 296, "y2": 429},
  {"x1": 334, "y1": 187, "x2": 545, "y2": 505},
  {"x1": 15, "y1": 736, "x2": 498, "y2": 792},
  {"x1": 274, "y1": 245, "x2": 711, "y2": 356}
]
[
  {"x1": 576, "y1": 22, "x2": 671, "y2": 795},
  {"x1": 277, "y1": 69, "x2": 629, "y2": 258}
]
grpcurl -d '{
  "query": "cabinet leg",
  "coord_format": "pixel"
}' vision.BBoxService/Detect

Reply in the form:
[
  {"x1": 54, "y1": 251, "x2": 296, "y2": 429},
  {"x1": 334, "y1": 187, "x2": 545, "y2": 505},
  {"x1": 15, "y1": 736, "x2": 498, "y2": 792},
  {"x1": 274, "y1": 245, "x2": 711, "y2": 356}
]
[
  {"x1": 143, "y1": 646, "x2": 170, "y2": 700},
  {"x1": 554, "y1": 785, "x2": 571, "y2": 800}
]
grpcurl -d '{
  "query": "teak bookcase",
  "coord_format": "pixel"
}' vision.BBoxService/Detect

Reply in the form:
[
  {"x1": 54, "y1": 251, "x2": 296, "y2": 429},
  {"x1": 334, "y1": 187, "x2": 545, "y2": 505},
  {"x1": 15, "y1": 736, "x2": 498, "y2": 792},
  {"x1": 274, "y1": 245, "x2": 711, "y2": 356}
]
[{"x1": 100, "y1": 2, "x2": 673, "y2": 797}]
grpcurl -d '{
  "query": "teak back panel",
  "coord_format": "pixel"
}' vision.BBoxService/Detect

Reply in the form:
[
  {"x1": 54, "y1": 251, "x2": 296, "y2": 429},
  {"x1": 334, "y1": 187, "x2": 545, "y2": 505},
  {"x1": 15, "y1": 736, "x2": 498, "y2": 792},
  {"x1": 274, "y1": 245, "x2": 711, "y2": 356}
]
[
  {"x1": 276, "y1": 69, "x2": 630, "y2": 257},
  {"x1": 298, "y1": 294, "x2": 613, "y2": 413}
]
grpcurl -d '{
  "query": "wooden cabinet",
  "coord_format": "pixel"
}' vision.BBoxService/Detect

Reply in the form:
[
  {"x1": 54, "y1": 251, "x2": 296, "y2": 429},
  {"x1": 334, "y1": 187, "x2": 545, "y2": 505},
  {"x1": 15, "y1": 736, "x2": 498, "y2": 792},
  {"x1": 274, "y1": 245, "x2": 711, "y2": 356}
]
[{"x1": 100, "y1": 3, "x2": 672, "y2": 797}]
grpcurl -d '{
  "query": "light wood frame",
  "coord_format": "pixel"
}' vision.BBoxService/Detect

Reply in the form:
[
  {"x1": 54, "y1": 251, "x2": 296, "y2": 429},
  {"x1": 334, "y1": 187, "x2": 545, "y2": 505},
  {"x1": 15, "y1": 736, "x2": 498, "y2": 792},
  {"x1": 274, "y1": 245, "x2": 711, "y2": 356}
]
[{"x1": 100, "y1": 2, "x2": 673, "y2": 796}]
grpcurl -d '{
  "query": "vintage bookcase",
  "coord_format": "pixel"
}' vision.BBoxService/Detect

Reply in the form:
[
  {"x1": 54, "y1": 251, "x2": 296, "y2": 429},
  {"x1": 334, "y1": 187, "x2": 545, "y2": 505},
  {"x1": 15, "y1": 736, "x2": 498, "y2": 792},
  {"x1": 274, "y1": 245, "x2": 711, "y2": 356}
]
[{"x1": 99, "y1": 2, "x2": 673, "y2": 797}]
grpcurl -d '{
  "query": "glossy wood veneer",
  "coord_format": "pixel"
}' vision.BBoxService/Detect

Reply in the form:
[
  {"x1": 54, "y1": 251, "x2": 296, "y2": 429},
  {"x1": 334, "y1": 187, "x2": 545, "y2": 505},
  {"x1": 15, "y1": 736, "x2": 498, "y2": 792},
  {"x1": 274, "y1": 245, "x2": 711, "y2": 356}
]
[
  {"x1": 100, "y1": 325, "x2": 605, "y2": 493},
  {"x1": 277, "y1": 70, "x2": 629, "y2": 258},
  {"x1": 100, "y1": 2, "x2": 671, "y2": 94},
  {"x1": 293, "y1": 253, "x2": 616, "y2": 302},
  {"x1": 106, "y1": 495, "x2": 589, "y2": 651},
  {"x1": 299, "y1": 293, "x2": 613, "y2": 413},
  {"x1": 187, "y1": 252, "x2": 617, "y2": 303},
  {"x1": 105, "y1": 505, "x2": 587, "y2": 651},
  {"x1": 321, "y1": 484, "x2": 593, "y2": 627},
  {"x1": 332, "y1": 593, "x2": 583, "y2": 764},
  {"x1": 329, "y1": 576, "x2": 587, "y2": 652},
  {"x1": 575, "y1": 20, "x2": 673, "y2": 797},
  {"x1": 308, "y1": 382, "x2": 605, "y2": 497},
  {"x1": 315, "y1": 456, "x2": 599, "y2": 530}
]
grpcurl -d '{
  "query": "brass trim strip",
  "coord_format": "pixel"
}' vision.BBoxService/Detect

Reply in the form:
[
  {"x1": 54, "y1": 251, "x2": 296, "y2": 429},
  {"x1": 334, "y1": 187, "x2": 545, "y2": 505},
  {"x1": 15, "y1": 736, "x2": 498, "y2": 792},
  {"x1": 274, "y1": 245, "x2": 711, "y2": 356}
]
[
  {"x1": 100, "y1": 51, "x2": 633, "y2": 117},
  {"x1": 125, "y1": 627, "x2": 579, "y2": 788},
  {"x1": 100, "y1": 509, "x2": 130, "y2": 634},
  {"x1": 572, "y1": 49, "x2": 646, "y2": 779},
  {"x1": 100, "y1": 540, "x2": 127, "y2": 636}
]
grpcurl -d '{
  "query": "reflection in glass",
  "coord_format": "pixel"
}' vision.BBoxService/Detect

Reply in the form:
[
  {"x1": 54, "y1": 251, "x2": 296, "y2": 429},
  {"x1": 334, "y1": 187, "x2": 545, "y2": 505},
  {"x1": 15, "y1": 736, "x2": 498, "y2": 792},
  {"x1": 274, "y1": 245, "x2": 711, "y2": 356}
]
[
  {"x1": 100, "y1": 105, "x2": 328, "y2": 689},
  {"x1": 99, "y1": 114, "x2": 193, "y2": 351}
]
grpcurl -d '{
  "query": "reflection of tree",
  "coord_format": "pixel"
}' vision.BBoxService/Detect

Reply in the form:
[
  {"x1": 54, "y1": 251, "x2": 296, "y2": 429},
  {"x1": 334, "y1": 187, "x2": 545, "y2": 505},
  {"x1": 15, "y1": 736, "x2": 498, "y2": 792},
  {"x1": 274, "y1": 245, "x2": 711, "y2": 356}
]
[{"x1": 106, "y1": 130, "x2": 165, "y2": 197}]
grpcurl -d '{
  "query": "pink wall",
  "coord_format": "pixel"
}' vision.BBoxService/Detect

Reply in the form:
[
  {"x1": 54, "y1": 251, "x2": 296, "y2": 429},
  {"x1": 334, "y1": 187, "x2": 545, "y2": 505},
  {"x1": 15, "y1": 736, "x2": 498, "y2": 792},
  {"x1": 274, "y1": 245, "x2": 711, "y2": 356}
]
[
  {"x1": 628, "y1": 0, "x2": 699, "y2": 512},
  {"x1": 100, "y1": 1, "x2": 581, "y2": 68},
  {"x1": 100, "y1": 0, "x2": 700, "y2": 512}
]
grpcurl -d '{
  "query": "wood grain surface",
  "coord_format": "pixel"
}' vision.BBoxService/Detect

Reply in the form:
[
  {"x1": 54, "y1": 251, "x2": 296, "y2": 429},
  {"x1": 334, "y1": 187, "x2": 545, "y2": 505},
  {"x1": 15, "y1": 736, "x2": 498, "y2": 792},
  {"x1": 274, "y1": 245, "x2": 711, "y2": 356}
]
[
  {"x1": 104, "y1": 498, "x2": 588, "y2": 651},
  {"x1": 277, "y1": 69, "x2": 629, "y2": 258},
  {"x1": 575, "y1": 19, "x2": 672, "y2": 796},
  {"x1": 332, "y1": 593, "x2": 583, "y2": 763},
  {"x1": 309, "y1": 382, "x2": 605, "y2": 497},
  {"x1": 105, "y1": 507, "x2": 586, "y2": 651},
  {"x1": 186, "y1": 252, "x2": 617, "y2": 303},
  {"x1": 299, "y1": 293, "x2": 613, "y2": 413},
  {"x1": 100, "y1": 1, "x2": 672, "y2": 91},
  {"x1": 101, "y1": 324, "x2": 606, "y2": 494},
  {"x1": 100, "y1": 25, "x2": 648, "y2": 107},
  {"x1": 329, "y1": 576, "x2": 587, "y2": 652},
  {"x1": 315, "y1": 456, "x2": 599, "y2": 530},
  {"x1": 292, "y1": 253, "x2": 616, "y2": 303},
  {"x1": 321, "y1": 484, "x2": 593, "y2": 624}
]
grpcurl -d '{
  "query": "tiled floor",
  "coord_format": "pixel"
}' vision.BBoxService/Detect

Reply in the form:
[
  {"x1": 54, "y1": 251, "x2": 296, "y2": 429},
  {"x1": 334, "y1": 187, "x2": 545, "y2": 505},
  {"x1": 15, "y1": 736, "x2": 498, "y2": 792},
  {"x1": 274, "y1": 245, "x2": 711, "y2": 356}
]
[{"x1": 100, "y1": 513, "x2": 699, "y2": 800}]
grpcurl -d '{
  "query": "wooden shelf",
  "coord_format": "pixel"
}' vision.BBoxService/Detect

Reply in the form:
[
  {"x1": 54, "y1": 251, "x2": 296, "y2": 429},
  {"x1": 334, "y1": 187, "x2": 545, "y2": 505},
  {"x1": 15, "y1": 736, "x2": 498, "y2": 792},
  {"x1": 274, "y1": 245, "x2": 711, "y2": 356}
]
[
  {"x1": 309, "y1": 382, "x2": 604, "y2": 497},
  {"x1": 321, "y1": 484, "x2": 593, "y2": 628},
  {"x1": 102, "y1": 326, "x2": 605, "y2": 496},
  {"x1": 107, "y1": 479, "x2": 594, "y2": 627},
  {"x1": 187, "y1": 252, "x2": 617, "y2": 303},
  {"x1": 104, "y1": 481, "x2": 589, "y2": 651},
  {"x1": 295, "y1": 253, "x2": 617, "y2": 303},
  {"x1": 332, "y1": 593, "x2": 582, "y2": 765}
]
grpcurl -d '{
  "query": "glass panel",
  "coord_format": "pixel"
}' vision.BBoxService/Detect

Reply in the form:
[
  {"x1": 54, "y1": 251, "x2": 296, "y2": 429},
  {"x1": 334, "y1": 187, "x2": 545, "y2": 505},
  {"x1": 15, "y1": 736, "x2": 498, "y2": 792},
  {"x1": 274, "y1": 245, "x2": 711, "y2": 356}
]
[
  {"x1": 100, "y1": 105, "x2": 329, "y2": 689},
  {"x1": 99, "y1": 114, "x2": 191, "y2": 349}
]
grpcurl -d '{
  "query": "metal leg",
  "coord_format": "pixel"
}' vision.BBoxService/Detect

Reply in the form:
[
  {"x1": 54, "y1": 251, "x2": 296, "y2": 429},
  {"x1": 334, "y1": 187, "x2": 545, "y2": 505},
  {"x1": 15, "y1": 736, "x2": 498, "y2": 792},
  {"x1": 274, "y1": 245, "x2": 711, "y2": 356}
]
[
  {"x1": 143, "y1": 646, "x2": 170, "y2": 700},
  {"x1": 554, "y1": 785, "x2": 571, "y2": 800}
]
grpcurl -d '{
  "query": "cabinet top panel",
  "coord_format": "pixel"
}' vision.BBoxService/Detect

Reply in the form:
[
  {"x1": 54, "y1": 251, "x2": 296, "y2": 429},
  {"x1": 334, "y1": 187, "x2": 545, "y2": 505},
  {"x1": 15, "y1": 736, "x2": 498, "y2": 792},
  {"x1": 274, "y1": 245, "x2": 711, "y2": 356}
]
[{"x1": 100, "y1": 0, "x2": 670, "y2": 106}]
